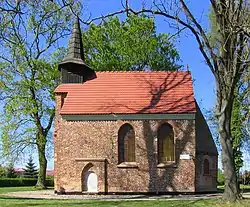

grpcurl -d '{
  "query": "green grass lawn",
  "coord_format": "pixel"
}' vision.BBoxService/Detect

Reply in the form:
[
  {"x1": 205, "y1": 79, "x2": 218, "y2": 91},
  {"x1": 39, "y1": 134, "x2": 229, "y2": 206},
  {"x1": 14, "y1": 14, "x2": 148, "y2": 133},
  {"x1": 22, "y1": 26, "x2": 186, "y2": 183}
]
[
  {"x1": 0, "y1": 198, "x2": 250, "y2": 207},
  {"x1": 218, "y1": 185, "x2": 250, "y2": 189},
  {"x1": 0, "y1": 186, "x2": 37, "y2": 194},
  {"x1": 0, "y1": 186, "x2": 250, "y2": 207},
  {"x1": 217, "y1": 185, "x2": 250, "y2": 193},
  {"x1": 0, "y1": 186, "x2": 53, "y2": 194}
]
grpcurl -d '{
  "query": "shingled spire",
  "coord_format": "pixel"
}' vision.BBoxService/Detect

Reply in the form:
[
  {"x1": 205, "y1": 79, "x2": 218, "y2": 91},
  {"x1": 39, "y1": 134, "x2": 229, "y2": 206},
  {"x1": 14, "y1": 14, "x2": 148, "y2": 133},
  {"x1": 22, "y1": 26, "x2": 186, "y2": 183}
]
[{"x1": 59, "y1": 17, "x2": 95, "y2": 83}]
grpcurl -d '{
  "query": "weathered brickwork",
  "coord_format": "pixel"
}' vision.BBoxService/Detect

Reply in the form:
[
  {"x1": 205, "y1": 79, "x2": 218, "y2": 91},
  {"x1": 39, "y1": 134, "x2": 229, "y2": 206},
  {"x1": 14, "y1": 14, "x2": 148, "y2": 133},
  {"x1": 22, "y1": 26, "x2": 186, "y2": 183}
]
[
  {"x1": 54, "y1": 95, "x2": 217, "y2": 193},
  {"x1": 195, "y1": 155, "x2": 218, "y2": 192},
  {"x1": 194, "y1": 104, "x2": 218, "y2": 192}
]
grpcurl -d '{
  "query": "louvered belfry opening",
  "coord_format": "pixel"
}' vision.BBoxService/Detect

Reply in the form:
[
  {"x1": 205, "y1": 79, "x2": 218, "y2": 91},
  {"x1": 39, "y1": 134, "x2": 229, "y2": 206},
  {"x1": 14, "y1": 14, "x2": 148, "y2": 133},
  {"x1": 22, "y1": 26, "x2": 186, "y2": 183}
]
[{"x1": 58, "y1": 17, "x2": 96, "y2": 83}]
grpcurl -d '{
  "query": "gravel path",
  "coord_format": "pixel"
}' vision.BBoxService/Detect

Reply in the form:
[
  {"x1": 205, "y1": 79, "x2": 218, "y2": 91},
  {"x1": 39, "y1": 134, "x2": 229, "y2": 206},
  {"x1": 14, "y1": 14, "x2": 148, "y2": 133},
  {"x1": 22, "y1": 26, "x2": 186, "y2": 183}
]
[
  {"x1": 1, "y1": 190, "x2": 250, "y2": 201},
  {"x1": 0, "y1": 190, "x2": 222, "y2": 200}
]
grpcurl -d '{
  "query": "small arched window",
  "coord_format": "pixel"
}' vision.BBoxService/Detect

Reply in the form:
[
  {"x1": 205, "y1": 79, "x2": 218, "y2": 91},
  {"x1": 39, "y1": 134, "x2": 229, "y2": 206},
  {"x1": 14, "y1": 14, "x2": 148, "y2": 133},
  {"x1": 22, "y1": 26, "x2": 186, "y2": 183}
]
[
  {"x1": 157, "y1": 123, "x2": 174, "y2": 163},
  {"x1": 203, "y1": 158, "x2": 210, "y2": 175},
  {"x1": 118, "y1": 123, "x2": 135, "y2": 164}
]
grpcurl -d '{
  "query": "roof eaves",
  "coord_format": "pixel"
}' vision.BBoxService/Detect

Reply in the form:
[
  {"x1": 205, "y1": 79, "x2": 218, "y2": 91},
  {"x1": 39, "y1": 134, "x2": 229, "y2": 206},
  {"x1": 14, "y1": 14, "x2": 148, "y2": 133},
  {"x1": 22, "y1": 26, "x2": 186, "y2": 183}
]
[{"x1": 60, "y1": 113, "x2": 196, "y2": 121}]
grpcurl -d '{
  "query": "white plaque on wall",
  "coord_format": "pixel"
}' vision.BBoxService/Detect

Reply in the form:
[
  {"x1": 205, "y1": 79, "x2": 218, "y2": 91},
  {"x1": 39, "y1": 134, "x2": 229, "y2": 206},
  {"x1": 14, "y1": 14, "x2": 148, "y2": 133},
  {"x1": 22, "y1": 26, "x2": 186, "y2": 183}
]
[{"x1": 180, "y1": 154, "x2": 192, "y2": 160}]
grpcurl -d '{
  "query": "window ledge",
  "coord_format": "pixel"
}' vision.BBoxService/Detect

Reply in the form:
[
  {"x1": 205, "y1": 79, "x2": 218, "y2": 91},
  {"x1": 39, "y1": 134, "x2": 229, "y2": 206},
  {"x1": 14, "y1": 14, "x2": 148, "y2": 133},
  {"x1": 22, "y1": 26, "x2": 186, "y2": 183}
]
[
  {"x1": 157, "y1": 162, "x2": 177, "y2": 168},
  {"x1": 117, "y1": 162, "x2": 138, "y2": 168}
]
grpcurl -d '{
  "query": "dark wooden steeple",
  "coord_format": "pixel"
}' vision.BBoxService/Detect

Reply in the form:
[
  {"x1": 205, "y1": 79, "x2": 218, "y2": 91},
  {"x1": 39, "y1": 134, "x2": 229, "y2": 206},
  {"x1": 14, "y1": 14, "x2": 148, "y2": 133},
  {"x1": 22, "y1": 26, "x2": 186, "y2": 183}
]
[{"x1": 58, "y1": 17, "x2": 95, "y2": 83}]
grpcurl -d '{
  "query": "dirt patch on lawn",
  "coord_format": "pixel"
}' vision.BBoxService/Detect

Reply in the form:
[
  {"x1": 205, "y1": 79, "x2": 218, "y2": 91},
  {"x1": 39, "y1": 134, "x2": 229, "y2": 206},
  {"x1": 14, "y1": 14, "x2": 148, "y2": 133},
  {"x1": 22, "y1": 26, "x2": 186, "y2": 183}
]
[{"x1": 0, "y1": 190, "x2": 225, "y2": 201}]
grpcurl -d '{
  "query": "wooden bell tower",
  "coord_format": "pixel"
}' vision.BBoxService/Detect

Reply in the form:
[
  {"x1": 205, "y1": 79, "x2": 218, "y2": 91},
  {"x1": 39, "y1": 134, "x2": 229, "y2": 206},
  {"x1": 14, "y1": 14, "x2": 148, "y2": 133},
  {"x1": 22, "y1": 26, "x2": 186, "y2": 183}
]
[{"x1": 58, "y1": 17, "x2": 95, "y2": 83}]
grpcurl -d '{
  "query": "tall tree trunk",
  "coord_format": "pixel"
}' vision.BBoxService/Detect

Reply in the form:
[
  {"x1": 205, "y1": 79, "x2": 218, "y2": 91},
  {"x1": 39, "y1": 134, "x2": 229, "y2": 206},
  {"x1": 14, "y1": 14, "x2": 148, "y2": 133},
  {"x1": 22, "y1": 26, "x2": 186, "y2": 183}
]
[
  {"x1": 36, "y1": 134, "x2": 47, "y2": 189},
  {"x1": 218, "y1": 98, "x2": 240, "y2": 201}
]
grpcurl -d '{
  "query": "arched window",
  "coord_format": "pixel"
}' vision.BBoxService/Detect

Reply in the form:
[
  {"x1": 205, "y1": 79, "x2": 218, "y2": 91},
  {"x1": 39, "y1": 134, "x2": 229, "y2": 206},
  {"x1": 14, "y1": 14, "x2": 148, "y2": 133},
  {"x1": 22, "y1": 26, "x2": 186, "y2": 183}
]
[
  {"x1": 118, "y1": 123, "x2": 135, "y2": 164},
  {"x1": 157, "y1": 123, "x2": 174, "y2": 163},
  {"x1": 203, "y1": 158, "x2": 210, "y2": 175}
]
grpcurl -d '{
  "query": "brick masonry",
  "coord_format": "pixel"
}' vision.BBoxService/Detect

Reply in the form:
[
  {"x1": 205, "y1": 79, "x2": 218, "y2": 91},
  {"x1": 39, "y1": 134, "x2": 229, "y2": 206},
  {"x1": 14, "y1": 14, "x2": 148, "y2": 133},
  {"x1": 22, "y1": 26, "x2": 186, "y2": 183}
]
[
  {"x1": 54, "y1": 94, "x2": 218, "y2": 193},
  {"x1": 195, "y1": 155, "x2": 218, "y2": 192}
]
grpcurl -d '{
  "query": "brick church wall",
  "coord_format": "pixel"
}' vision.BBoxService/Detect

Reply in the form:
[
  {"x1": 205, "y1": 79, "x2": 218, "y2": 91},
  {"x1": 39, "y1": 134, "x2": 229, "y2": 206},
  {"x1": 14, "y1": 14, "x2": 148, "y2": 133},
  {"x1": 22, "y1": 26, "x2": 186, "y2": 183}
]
[
  {"x1": 54, "y1": 95, "x2": 197, "y2": 193},
  {"x1": 194, "y1": 104, "x2": 218, "y2": 192},
  {"x1": 195, "y1": 155, "x2": 218, "y2": 192}
]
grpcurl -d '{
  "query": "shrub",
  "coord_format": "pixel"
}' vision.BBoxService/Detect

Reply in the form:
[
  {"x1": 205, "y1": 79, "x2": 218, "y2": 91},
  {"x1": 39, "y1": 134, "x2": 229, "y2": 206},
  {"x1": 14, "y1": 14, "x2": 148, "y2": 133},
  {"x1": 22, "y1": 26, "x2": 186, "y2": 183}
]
[
  {"x1": 0, "y1": 178, "x2": 54, "y2": 187},
  {"x1": 240, "y1": 170, "x2": 250, "y2": 185},
  {"x1": 0, "y1": 167, "x2": 6, "y2": 178},
  {"x1": 46, "y1": 178, "x2": 54, "y2": 187},
  {"x1": 217, "y1": 169, "x2": 225, "y2": 185},
  {"x1": 0, "y1": 178, "x2": 37, "y2": 187},
  {"x1": 6, "y1": 164, "x2": 16, "y2": 178},
  {"x1": 46, "y1": 175, "x2": 54, "y2": 180}
]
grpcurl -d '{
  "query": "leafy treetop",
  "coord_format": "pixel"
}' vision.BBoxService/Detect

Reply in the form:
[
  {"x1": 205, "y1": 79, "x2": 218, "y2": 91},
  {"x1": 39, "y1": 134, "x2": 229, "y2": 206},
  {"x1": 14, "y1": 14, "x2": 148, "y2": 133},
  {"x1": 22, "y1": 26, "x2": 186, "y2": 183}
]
[{"x1": 82, "y1": 15, "x2": 181, "y2": 71}]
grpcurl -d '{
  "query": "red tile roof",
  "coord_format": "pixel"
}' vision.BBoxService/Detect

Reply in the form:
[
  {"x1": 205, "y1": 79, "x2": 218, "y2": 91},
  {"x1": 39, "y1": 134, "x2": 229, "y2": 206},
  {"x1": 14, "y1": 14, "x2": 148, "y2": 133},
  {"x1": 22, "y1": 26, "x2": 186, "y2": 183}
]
[
  {"x1": 55, "y1": 71, "x2": 196, "y2": 115},
  {"x1": 14, "y1": 168, "x2": 24, "y2": 173},
  {"x1": 46, "y1": 169, "x2": 54, "y2": 176}
]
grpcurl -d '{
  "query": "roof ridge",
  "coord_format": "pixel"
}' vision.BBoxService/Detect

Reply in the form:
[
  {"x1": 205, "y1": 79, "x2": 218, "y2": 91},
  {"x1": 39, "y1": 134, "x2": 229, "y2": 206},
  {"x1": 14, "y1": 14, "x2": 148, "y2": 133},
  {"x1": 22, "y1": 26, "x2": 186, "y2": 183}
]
[{"x1": 96, "y1": 70, "x2": 191, "y2": 73}]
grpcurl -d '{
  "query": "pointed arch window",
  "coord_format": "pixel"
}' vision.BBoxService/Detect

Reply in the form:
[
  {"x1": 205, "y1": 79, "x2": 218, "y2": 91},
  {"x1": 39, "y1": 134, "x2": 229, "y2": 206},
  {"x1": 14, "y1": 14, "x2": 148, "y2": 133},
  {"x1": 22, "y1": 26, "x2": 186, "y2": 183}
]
[
  {"x1": 203, "y1": 158, "x2": 210, "y2": 175},
  {"x1": 157, "y1": 123, "x2": 175, "y2": 163},
  {"x1": 118, "y1": 123, "x2": 135, "y2": 164}
]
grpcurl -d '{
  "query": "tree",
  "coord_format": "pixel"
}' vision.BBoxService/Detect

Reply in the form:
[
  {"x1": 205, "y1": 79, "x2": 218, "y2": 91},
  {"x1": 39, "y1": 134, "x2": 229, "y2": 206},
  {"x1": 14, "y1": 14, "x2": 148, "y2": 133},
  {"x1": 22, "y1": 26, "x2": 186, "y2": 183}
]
[
  {"x1": 0, "y1": 0, "x2": 75, "y2": 188},
  {"x1": 6, "y1": 163, "x2": 16, "y2": 178},
  {"x1": 209, "y1": 7, "x2": 249, "y2": 181},
  {"x1": 83, "y1": 15, "x2": 181, "y2": 71},
  {"x1": 218, "y1": 168, "x2": 225, "y2": 186},
  {"x1": 23, "y1": 157, "x2": 38, "y2": 178},
  {"x1": 91, "y1": 0, "x2": 250, "y2": 201},
  {"x1": 241, "y1": 170, "x2": 250, "y2": 185},
  {"x1": 0, "y1": 166, "x2": 6, "y2": 178},
  {"x1": 206, "y1": 88, "x2": 248, "y2": 184}
]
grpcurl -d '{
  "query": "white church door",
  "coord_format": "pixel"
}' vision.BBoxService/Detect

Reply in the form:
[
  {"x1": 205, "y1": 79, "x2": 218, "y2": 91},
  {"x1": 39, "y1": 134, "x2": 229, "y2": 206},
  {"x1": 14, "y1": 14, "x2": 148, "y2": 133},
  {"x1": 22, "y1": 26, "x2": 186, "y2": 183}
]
[{"x1": 86, "y1": 171, "x2": 98, "y2": 192}]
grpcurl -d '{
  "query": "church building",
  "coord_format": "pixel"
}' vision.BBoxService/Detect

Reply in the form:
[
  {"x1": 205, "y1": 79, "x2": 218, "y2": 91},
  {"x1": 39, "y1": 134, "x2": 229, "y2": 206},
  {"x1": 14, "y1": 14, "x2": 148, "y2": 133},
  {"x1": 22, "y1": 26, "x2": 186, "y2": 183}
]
[{"x1": 54, "y1": 18, "x2": 218, "y2": 194}]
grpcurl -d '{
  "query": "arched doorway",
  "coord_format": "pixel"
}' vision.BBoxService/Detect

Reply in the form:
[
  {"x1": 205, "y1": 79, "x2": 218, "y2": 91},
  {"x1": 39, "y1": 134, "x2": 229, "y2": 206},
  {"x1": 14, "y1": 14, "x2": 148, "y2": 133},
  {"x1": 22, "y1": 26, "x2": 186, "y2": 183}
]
[
  {"x1": 81, "y1": 163, "x2": 98, "y2": 193},
  {"x1": 85, "y1": 171, "x2": 98, "y2": 192}
]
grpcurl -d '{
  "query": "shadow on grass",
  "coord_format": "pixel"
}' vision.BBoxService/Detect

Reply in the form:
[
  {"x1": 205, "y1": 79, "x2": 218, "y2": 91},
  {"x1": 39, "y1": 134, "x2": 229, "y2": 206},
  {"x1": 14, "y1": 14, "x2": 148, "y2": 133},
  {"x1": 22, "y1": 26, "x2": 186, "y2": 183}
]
[
  {"x1": 241, "y1": 189, "x2": 250, "y2": 193},
  {"x1": 217, "y1": 185, "x2": 250, "y2": 193},
  {"x1": 0, "y1": 198, "x2": 213, "y2": 207},
  {"x1": 217, "y1": 188, "x2": 223, "y2": 193}
]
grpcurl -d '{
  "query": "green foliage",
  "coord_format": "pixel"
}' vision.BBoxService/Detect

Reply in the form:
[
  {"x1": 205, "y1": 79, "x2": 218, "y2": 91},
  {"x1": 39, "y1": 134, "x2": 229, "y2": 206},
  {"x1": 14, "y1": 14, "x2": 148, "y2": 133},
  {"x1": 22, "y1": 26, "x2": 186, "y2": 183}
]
[
  {"x1": 0, "y1": 178, "x2": 54, "y2": 187},
  {"x1": 0, "y1": 178, "x2": 37, "y2": 187},
  {"x1": 0, "y1": 167, "x2": 6, "y2": 178},
  {"x1": 83, "y1": 15, "x2": 181, "y2": 71},
  {"x1": 0, "y1": 0, "x2": 75, "y2": 187},
  {"x1": 6, "y1": 164, "x2": 16, "y2": 178},
  {"x1": 23, "y1": 157, "x2": 38, "y2": 178},
  {"x1": 231, "y1": 94, "x2": 244, "y2": 176},
  {"x1": 240, "y1": 171, "x2": 250, "y2": 185},
  {"x1": 208, "y1": 8, "x2": 222, "y2": 55},
  {"x1": 45, "y1": 177, "x2": 54, "y2": 187},
  {"x1": 217, "y1": 169, "x2": 225, "y2": 185}
]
